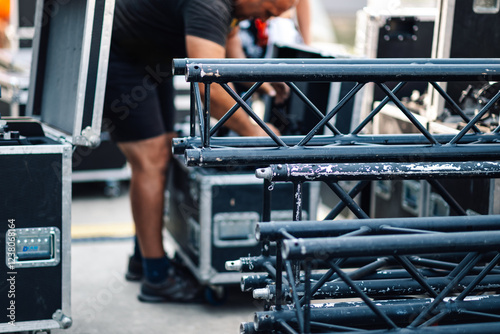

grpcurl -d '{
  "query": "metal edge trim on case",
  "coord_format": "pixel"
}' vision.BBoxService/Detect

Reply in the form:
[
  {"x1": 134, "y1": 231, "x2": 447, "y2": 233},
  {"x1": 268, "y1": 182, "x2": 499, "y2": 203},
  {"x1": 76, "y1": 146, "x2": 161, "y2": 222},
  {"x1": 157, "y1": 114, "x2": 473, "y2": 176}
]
[
  {"x1": 72, "y1": 0, "x2": 96, "y2": 143},
  {"x1": 71, "y1": 166, "x2": 131, "y2": 183},
  {"x1": 0, "y1": 320, "x2": 61, "y2": 331},
  {"x1": 91, "y1": 0, "x2": 115, "y2": 136},
  {"x1": 434, "y1": 0, "x2": 455, "y2": 59},
  {"x1": 61, "y1": 145, "x2": 72, "y2": 317},
  {"x1": 198, "y1": 180, "x2": 214, "y2": 284},
  {"x1": 429, "y1": 0, "x2": 455, "y2": 120},
  {"x1": 1, "y1": 144, "x2": 66, "y2": 155},
  {"x1": 186, "y1": 217, "x2": 201, "y2": 256},
  {"x1": 40, "y1": 124, "x2": 75, "y2": 145},
  {"x1": 25, "y1": 0, "x2": 44, "y2": 117},
  {"x1": 307, "y1": 182, "x2": 320, "y2": 221},
  {"x1": 201, "y1": 172, "x2": 263, "y2": 186}
]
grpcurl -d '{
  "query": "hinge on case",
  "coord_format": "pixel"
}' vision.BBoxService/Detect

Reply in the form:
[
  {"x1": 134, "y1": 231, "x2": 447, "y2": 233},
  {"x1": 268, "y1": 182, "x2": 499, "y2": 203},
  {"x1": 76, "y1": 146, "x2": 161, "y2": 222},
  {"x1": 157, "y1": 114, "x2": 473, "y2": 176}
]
[
  {"x1": 73, "y1": 126, "x2": 101, "y2": 147},
  {"x1": 52, "y1": 309, "x2": 72, "y2": 329}
]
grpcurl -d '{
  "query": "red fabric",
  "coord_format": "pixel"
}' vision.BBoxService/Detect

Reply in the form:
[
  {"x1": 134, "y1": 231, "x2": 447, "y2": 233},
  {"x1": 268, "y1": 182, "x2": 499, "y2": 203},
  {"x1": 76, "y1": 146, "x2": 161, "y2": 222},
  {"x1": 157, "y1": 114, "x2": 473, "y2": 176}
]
[{"x1": 254, "y1": 19, "x2": 268, "y2": 47}]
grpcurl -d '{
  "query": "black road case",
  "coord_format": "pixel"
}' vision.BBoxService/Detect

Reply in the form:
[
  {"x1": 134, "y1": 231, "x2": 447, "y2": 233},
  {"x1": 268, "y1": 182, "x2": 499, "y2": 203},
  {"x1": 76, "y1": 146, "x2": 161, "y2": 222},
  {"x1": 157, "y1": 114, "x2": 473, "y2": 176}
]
[
  {"x1": 164, "y1": 156, "x2": 319, "y2": 290},
  {"x1": 0, "y1": 0, "x2": 114, "y2": 331},
  {"x1": 371, "y1": 104, "x2": 500, "y2": 218},
  {"x1": 429, "y1": 0, "x2": 500, "y2": 120},
  {"x1": 355, "y1": 3, "x2": 437, "y2": 119}
]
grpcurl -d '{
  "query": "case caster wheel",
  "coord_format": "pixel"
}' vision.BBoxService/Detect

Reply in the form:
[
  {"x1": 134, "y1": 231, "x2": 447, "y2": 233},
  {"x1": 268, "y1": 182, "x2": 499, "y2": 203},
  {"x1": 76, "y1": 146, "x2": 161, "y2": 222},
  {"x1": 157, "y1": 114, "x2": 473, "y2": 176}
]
[
  {"x1": 204, "y1": 285, "x2": 227, "y2": 306},
  {"x1": 103, "y1": 180, "x2": 121, "y2": 197}
]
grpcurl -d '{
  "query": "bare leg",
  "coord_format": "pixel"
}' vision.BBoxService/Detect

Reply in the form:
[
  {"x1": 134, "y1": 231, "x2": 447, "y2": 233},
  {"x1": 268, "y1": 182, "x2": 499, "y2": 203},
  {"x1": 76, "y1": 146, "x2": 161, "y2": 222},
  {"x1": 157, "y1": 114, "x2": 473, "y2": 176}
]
[{"x1": 118, "y1": 132, "x2": 177, "y2": 258}]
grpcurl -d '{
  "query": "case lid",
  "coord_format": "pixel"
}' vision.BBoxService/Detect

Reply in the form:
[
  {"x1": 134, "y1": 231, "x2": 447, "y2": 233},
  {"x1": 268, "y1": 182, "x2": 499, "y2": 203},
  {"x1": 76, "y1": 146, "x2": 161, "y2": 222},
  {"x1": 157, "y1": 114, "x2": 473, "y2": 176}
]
[{"x1": 26, "y1": 0, "x2": 115, "y2": 147}]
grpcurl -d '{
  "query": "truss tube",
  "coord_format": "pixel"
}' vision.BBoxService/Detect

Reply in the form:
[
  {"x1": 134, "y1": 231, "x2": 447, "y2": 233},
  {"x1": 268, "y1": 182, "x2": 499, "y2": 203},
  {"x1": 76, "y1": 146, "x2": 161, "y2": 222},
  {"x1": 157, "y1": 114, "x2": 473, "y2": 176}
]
[
  {"x1": 367, "y1": 322, "x2": 500, "y2": 334},
  {"x1": 185, "y1": 144, "x2": 500, "y2": 167},
  {"x1": 253, "y1": 295, "x2": 500, "y2": 331},
  {"x1": 258, "y1": 274, "x2": 500, "y2": 301},
  {"x1": 240, "y1": 268, "x2": 396, "y2": 293},
  {"x1": 256, "y1": 214, "x2": 500, "y2": 242},
  {"x1": 233, "y1": 253, "x2": 491, "y2": 277},
  {"x1": 282, "y1": 231, "x2": 500, "y2": 260},
  {"x1": 172, "y1": 58, "x2": 500, "y2": 75},
  {"x1": 184, "y1": 63, "x2": 500, "y2": 83},
  {"x1": 172, "y1": 133, "x2": 500, "y2": 154},
  {"x1": 255, "y1": 161, "x2": 500, "y2": 182},
  {"x1": 250, "y1": 267, "x2": 452, "y2": 287}
]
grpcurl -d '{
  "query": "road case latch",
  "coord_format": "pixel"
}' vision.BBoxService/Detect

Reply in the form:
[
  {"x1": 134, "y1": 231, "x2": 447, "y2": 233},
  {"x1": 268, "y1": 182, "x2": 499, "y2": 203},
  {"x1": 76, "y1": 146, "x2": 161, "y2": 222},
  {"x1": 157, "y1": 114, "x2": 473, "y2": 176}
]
[
  {"x1": 73, "y1": 126, "x2": 101, "y2": 147},
  {"x1": 5, "y1": 227, "x2": 61, "y2": 268}
]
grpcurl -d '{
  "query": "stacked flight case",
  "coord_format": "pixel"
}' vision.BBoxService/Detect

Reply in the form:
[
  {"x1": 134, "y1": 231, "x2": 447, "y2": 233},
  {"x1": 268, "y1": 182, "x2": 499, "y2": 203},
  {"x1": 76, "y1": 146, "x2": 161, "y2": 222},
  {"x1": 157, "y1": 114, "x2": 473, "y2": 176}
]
[
  {"x1": 428, "y1": 0, "x2": 500, "y2": 120},
  {"x1": 0, "y1": 0, "x2": 114, "y2": 331},
  {"x1": 371, "y1": 104, "x2": 500, "y2": 218},
  {"x1": 368, "y1": 0, "x2": 500, "y2": 219},
  {"x1": 0, "y1": 0, "x2": 129, "y2": 198},
  {"x1": 165, "y1": 157, "x2": 318, "y2": 290},
  {"x1": 354, "y1": 1, "x2": 437, "y2": 119}
]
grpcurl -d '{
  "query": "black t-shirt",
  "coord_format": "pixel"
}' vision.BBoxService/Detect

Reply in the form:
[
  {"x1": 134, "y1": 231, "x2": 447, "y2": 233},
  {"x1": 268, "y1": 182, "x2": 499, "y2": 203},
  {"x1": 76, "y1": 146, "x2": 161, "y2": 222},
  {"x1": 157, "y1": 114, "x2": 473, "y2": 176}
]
[{"x1": 111, "y1": 0, "x2": 234, "y2": 64}]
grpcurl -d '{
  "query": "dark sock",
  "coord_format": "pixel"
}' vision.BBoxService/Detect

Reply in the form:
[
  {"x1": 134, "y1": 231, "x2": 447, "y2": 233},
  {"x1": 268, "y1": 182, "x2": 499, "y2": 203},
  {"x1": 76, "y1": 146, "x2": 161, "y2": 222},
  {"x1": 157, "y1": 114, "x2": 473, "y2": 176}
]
[
  {"x1": 143, "y1": 256, "x2": 170, "y2": 283},
  {"x1": 132, "y1": 236, "x2": 142, "y2": 261}
]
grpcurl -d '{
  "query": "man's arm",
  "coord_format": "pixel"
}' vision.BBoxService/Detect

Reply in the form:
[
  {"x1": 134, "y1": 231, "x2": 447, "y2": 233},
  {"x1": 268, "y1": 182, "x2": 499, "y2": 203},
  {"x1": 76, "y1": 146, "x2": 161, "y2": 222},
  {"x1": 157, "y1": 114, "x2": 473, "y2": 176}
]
[
  {"x1": 225, "y1": 26, "x2": 246, "y2": 58},
  {"x1": 296, "y1": 0, "x2": 312, "y2": 45},
  {"x1": 225, "y1": 28, "x2": 281, "y2": 98},
  {"x1": 185, "y1": 34, "x2": 279, "y2": 136}
]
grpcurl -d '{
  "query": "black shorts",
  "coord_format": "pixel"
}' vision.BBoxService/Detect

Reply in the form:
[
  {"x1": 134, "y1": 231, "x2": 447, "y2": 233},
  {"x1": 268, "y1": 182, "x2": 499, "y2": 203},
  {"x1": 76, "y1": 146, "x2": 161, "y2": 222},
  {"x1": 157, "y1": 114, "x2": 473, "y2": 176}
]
[{"x1": 103, "y1": 49, "x2": 176, "y2": 142}]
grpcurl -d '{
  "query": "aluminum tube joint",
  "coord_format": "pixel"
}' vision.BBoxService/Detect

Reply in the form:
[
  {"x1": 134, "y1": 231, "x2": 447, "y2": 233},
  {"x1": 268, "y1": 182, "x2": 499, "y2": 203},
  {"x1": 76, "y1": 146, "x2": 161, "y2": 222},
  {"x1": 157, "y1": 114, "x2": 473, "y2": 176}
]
[
  {"x1": 172, "y1": 58, "x2": 189, "y2": 75},
  {"x1": 225, "y1": 259, "x2": 243, "y2": 271},
  {"x1": 255, "y1": 167, "x2": 273, "y2": 180},
  {"x1": 253, "y1": 287, "x2": 272, "y2": 300}
]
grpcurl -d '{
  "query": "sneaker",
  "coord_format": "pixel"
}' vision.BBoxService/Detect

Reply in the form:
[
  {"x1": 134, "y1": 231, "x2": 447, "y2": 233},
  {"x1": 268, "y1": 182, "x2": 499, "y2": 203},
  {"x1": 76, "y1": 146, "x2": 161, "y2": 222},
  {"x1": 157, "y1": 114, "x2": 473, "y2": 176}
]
[
  {"x1": 126, "y1": 253, "x2": 185, "y2": 282},
  {"x1": 125, "y1": 256, "x2": 143, "y2": 282},
  {"x1": 138, "y1": 267, "x2": 203, "y2": 303}
]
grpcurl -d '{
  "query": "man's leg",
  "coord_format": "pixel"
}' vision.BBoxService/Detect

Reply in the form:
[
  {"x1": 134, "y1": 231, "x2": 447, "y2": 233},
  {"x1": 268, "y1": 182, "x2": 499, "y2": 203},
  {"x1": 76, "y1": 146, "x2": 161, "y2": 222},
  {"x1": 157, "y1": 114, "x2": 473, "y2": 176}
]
[
  {"x1": 118, "y1": 132, "x2": 202, "y2": 302},
  {"x1": 118, "y1": 132, "x2": 176, "y2": 269}
]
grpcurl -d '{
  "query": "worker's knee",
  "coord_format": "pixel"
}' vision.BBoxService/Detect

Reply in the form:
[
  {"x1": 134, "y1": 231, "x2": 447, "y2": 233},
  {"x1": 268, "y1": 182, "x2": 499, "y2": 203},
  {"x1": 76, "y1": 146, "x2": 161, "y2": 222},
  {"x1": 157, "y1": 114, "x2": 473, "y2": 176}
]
[{"x1": 119, "y1": 135, "x2": 172, "y2": 175}]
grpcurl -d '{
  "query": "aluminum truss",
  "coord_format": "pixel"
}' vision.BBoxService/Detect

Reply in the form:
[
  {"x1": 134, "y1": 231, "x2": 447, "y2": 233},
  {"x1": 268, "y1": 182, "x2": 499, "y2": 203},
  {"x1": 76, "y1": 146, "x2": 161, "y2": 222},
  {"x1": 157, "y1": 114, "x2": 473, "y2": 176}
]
[
  {"x1": 172, "y1": 58, "x2": 500, "y2": 333},
  {"x1": 173, "y1": 58, "x2": 500, "y2": 167}
]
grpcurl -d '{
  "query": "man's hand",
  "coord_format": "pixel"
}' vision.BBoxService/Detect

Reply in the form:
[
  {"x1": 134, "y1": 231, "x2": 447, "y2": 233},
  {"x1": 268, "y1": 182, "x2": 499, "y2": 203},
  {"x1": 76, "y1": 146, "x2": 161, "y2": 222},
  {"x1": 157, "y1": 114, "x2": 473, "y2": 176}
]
[
  {"x1": 270, "y1": 82, "x2": 290, "y2": 105},
  {"x1": 259, "y1": 82, "x2": 290, "y2": 105}
]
